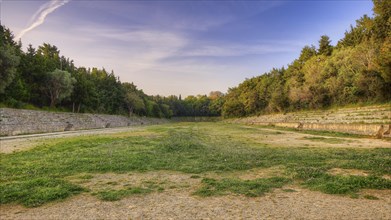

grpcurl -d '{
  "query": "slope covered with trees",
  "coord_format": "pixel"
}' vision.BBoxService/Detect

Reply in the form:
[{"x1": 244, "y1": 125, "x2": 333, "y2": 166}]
[{"x1": 222, "y1": 0, "x2": 390, "y2": 117}]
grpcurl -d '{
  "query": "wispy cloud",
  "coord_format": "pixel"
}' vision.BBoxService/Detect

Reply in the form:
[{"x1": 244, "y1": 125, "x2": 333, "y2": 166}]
[
  {"x1": 16, "y1": 0, "x2": 69, "y2": 39},
  {"x1": 177, "y1": 42, "x2": 302, "y2": 58}
]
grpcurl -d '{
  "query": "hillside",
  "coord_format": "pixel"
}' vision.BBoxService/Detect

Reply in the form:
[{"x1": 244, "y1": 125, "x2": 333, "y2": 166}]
[{"x1": 222, "y1": 1, "x2": 391, "y2": 118}]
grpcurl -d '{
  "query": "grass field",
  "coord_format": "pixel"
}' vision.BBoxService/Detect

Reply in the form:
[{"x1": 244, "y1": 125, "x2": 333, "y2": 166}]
[{"x1": 1, "y1": 122, "x2": 390, "y2": 207}]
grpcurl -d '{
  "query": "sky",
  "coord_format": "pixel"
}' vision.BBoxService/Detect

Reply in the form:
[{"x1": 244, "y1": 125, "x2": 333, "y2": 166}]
[{"x1": 1, "y1": 0, "x2": 374, "y2": 97}]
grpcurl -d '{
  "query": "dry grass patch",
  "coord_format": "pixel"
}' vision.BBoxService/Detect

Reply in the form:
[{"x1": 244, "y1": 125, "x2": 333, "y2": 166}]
[
  {"x1": 66, "y1": 171, "x2": 202, "y2": 197},
  {"x1": 328, "y1": 168, "x2": 391, "y2": 180},
  {"x1": 328, "y1": 168, "x2": 370, "y2": 177},
  {"x1": 237, "y1": 166, "x2": 287, "y2": 180}
]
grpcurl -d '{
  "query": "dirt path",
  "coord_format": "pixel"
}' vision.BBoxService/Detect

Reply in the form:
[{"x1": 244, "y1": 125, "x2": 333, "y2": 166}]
[
  {"x1": 2, "y1": 170, "x2": 391, "y2": 219},
  {"x1": 1, "y1": 186, "x2": 390, "y2": 219},
  {"x1": 1, "y1": 124, "x2": 390, "y2": 154},
  {"x1": 0, "y1": 126, "x2": 140, "y2": 154},
  {"x1": 215, "y1": 125, "x2": 391, "y2": 149}
]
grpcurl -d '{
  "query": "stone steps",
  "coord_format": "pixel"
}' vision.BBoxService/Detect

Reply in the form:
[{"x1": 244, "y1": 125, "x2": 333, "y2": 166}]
[
  {"x1": 231, "y1": 104, "x2": 391, "y2": 138},
  {"x1": 0, "y1": 108, "x2": 167, "y2": 136}
]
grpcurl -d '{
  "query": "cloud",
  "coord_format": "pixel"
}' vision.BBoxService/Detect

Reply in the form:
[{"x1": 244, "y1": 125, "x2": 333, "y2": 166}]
[
  {"x1": 177, "y1": 44, "x2": 299, "y2": 57},
  {"x1": 69, "y1": 25, "x2": 188, "y2": 71},
  {"x1": 16, "y1": 0, "x2": 69, "y2": 39}
]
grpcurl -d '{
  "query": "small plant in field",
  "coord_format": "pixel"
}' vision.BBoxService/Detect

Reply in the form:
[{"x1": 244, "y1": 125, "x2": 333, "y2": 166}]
[
  {"x1": 282, "y1": 188, "x2": 297, "y2": 192},
  {"x1": 106, "y1": 181, "x2": 119, "y2": 185},
  {"x1": 96, "y1": 187, "x2": 152, "y2": 201},
  {"x1": 190, "y1": 175, "x2": 201, "y2": 179},
  {"x1": 363, "y1": 195, "x2": 379, "y2": 200},
  {"x1": 194, "y1": 177, "x2": 291, "y2": 197},
  {"x1": 79, "y1": 174, "x2": 94, "y2": 180}
]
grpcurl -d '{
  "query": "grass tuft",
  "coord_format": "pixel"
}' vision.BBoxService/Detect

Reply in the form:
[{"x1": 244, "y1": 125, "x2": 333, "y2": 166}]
[
  {"x1": 363, "y1": 195, "x2": 379, "y2": 200},
  {"x1": 96, "y1": 187, "x2": 152, "y2": 201},
  {"x1": 194, "y1": 177, "x2": 291, "y2": 197},
  {"x1": 301, "y1": 174, "x2": 391, "y2": 194},
  {"x1": 0, "y1": 178, "x2": 84, "y2": 207}
]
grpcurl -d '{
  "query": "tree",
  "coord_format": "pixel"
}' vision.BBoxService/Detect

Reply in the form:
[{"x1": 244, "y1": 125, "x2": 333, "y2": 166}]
[
  {"x1": 209, "y1": 91, "x2": 224, "y2": 100},
  {"x1": 222, "y1": 88, "x2": 245, "y2": 117},
  {"x1": 122, "y1": 82, "x2": 145, "y2": 116},
  {"x1": 70, "y1": 67, "x2": 97, "y2": 112},
  {"x1": 318, "y1": 35, "x2": 333, "y2": 56},
  {"x1": 372, "y1": 0, "x2": 391, "y2": 41},
  {"x1": 37, "y1": 43, "x2": 60, "y2": 71},
  {"x1": 0, "y1": 25, "x2": 20, "y2": 93},
  {"x1": 299, "y1": 45, "x2": 317, "y2": 63},
  {"x1": 44, "y1": 69, "x2": 76, "y2": 108},
  {"x1": 337, "y1": 15, "x2": 374, "y2": 48},
  {"x1": 209, "y1": 91, "x2": 225, "y2": 116}
]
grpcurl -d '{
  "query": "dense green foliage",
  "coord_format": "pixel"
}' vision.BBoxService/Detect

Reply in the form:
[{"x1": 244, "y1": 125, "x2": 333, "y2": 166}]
[
  {"x1": 0, "y1": 25, "x2": 20, "y2": 93},
  {"x1": 222, "y1": 1, "x2": 391, "y2": 117},
  {"x1": 0, "y1": 123, "x2": 390, "y2": 206}
]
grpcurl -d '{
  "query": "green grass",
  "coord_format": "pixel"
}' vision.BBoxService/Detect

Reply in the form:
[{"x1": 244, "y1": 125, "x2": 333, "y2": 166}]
[
  {"x1": 95, "y1": 187, "x2": 153, "y2": 201},
  {"x1": 294, "y1": 167, "x2": 391, "y2": 194},
  {"x1": 195, "y1": 177, "x2": 290, "y2": 197},
  {"x1": 0, "y1": 178, "x2": 84, "y2": 207},
  {"x1": 282, "y1": 188, "x2": 297, "y2": 192},
  {"x1": 363, "y1": 195, "x2": 379, "y2": 200},
  {"x1": 78, "y1": 174, "x2": 94, "y2": 180},
  {"x1": 0, "y1": 122, "x2": 390, "y2": 207}
]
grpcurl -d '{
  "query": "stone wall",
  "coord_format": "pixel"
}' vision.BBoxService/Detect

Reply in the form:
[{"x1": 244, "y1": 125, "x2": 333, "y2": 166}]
[
  {"x1": 0, "y1": 108, "x2": 168, "y2": 136},
  {"x1": 229, "y1": 105, "x2": 391, "y2": 138}
]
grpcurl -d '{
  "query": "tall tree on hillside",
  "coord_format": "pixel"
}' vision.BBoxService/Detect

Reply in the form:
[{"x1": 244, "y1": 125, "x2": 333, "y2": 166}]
[
  {"x1": 337, "y1": 15, "x2": 374, "y2": 48},
  {"x1": 298, "y1": 45, "x2": 317, "y2": 63},
  {"x1": 372, "y1": 0, "x2": 391, "y2": 84},
  {"x1": 318, "y1": 35, "x2": 333, "y2": 56}
]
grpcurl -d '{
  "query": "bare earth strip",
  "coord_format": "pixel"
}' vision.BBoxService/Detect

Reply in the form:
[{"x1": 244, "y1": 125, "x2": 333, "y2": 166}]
[
  {"x1": 243, "y1": 127, "x2": 391, "y2": 149},
  {"x1": 1, "y1": 186, "x2": 390, "y2": 219},
  {"x1": 1, "y1": 125, "x2": 390, "y2": 154},
  {"x1": 0, "y1": 126, "x2": 140, "y2": 154},
  {"x1": 1, "y1": 169, "x2": 391, "y2": 219}
]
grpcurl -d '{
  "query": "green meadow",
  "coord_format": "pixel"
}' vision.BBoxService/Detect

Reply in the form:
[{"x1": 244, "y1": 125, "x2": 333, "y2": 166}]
[{"x1": 1, "y1": 122, "x2": 390, "y2": 207}]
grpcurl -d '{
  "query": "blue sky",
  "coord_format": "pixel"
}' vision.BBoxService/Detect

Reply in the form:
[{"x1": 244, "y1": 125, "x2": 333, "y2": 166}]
[{"x1": 1, "y1": 0, "x2": 373, "y2": 97}]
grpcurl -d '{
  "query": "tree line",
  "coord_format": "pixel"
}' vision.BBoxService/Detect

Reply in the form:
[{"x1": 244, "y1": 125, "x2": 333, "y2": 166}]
[
  {"x1": 0, "y1": 25, "x2": 224, "y2": 118},
  {"x1": 1, "y1": 0, "x2": 389, "y2": 118},
  {"x1": 222, "y1": 0, "x2": 390, "y2": 117}
]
